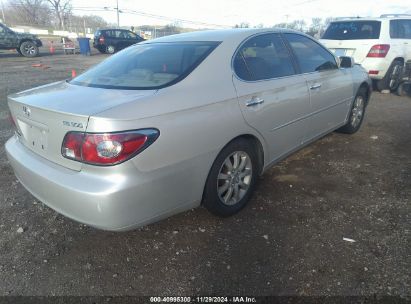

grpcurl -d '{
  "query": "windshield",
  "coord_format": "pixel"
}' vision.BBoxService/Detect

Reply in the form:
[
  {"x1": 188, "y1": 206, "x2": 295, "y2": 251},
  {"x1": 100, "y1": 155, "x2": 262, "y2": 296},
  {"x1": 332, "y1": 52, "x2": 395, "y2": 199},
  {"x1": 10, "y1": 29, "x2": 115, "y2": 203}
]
[
  {"x1": 0, "y1": 24, "x2": 11, "y2": 33},
  {"x1": 322, "y1": 21, "x2": 381, "y2": 40},
  {"x1": 70, "y1": 42, "x2": 220, "y2": 90}
]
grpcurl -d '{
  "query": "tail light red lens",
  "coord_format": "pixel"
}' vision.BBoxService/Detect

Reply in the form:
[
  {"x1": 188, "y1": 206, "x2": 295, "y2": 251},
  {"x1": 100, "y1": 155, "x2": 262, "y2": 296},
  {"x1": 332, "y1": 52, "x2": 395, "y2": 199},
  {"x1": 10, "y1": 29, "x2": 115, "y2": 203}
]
[
  {"x1": 62, "y1": 129, "x2": 159, "y2": 166},
  {"x1": 62, "y1": 132, "x2": 84, "y2": 161},
  {"x1": 367, "y1": 44, "x2": 390, "y2": 58},
  {"x1": 98, "y1": 36, "x2": 105, "y2": 44}
]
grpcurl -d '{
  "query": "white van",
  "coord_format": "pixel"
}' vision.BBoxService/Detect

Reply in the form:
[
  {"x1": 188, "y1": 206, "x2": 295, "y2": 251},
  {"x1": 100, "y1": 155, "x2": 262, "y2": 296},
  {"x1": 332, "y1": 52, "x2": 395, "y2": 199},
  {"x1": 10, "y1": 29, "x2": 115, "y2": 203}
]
[{"x1": 320, "y1": 15, "x2": 411, "y2": 91}]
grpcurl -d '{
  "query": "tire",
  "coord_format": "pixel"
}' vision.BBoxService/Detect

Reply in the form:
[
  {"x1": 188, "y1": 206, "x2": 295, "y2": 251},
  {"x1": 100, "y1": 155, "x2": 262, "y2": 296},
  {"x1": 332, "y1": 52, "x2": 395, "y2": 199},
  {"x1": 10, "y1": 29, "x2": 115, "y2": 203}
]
[
  {"x1": 19, "y1": 41, "x2": 39, "y2": 57},
  {"x1": 375, "y1": 60, "x2": 403, "y2": 92},
  {"x1": 16, "y1": 48, "x2": 22, "y2": 55},
  {"x1": 106, "y1": 45, "x2": 116, "y2": 54},
  {"x1": 336, "y1": 88, "x2": 367, "y2": 134},
  {"x1": 395, "y1": 83, "x2": 409, "y2": 97},
  {"x1": 203, "y1": 138, "x2": 259, "y2": 217}
]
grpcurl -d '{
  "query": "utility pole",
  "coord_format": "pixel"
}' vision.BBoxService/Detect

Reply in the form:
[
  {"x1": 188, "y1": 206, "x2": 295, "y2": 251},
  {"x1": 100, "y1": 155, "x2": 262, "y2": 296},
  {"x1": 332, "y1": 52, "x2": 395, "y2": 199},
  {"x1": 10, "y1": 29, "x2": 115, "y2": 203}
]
[
  {"x1": 116, "y1": 0, "x2": 120, "y2": 27},
  {"x1": 1, "y1": 0, "x2": 6, "y2": 24},
  {"x1": 104, "y1": 1, "x2": 120, "y2": 27}
]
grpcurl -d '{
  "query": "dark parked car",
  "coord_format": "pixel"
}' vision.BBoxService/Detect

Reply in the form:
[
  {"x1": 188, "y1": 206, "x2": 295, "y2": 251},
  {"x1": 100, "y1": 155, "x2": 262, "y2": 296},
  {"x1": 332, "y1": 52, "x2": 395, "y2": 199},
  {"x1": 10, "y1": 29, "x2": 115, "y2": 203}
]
[
  {"x1": 0, "y1": 23, "x2": 42, "y2": 57},
  {"x1": 93, "y1": 29, "x2": 144, "y2": 54}
]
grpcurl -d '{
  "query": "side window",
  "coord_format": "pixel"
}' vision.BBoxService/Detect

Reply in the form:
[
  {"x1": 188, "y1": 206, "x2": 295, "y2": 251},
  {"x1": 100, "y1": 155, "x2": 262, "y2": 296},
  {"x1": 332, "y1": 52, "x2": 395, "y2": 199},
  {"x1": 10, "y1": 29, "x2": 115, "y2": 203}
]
[
  {"x1": 285, "y1": 33, "x2": 338, "y2": 73},
  {"x1": 126, "y1": 31, "x2": 137, "y2": 39},
  {"x1": 234, "y1": 33, "x2": 296, "y2": 81},
  {"x1": 104, "y1": 30, "x2": 113, "y2": 38},
  {"x1": 390, "y1": 20, "x2": 411, "y2": 39}
]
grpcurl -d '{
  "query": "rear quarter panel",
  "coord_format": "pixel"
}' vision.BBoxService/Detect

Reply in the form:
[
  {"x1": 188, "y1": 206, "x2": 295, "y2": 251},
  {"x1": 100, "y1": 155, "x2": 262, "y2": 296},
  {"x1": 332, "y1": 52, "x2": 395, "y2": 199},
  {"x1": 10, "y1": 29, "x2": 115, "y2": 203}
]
[{"x1": 85, "y1": 39, "x2": 268, "y2": 213}]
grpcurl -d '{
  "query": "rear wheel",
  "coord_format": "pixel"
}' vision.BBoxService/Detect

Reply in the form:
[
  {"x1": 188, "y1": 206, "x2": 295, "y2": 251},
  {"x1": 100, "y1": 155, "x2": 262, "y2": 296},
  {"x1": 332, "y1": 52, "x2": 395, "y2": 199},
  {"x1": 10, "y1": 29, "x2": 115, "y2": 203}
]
[
  {"x1": 336, "y1": 88, "x2": 367, "y2": 134},
  {"x1": 375, "y1": 60, "x2": 403, "y2": 91},
  {"x1": 203, "y1": 139, "x2": 258, "y2": 217},
  {"x1": 395, "y1": 83, "x2": 409, "y2": 97},
  {"x1": 19, "y1": 41, "x2": 39, "y2": 57},
  {"x1": 106, "y1": 45, "x2": 116, "y2": 54}
]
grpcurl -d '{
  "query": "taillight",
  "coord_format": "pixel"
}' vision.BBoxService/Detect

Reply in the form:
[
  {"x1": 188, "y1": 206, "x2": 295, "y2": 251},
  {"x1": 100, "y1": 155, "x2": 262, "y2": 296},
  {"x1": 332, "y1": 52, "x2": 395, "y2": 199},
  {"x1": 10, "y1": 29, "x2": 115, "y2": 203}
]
[
  {"x1": 367, "y1": 44, "x2": 390, "y2": 58},
  {"x1": 62, "y1": 129, "x2": 159, "y2": 166},
  {"x1": 98, "y1": 35, "x2": 105, "y2": 44}
]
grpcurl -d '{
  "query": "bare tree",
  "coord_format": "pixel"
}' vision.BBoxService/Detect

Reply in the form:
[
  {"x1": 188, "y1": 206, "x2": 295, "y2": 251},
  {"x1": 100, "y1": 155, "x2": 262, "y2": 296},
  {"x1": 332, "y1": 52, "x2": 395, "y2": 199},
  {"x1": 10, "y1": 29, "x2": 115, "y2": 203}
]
[
  {"x1": 273, "y1": 22, "x2": 288, "y2": 29},
  {"x1": 234, "y1": 22, "x2": 250, "y2": 28},
  {"x1": 67, "y1": 14, "x2": 109, "y2": 33},
  {"x1": 5, "y1": 0, "x2": 51, "y2": 26},
  {"x1": 307, "y1": 17, "x2": 323, "y2": 37},
  {"x1": 47, "y1": 0, "x2": 71, "y2": 30}
]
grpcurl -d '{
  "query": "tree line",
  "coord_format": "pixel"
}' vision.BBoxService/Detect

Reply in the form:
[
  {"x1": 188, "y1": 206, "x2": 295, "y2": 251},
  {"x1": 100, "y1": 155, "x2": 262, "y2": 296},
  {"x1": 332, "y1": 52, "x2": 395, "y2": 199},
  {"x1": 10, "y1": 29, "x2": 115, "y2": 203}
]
[
  {"x1": 2, "y1": 1, "x2": 335, "y2": 38},
  {"x1": 235, "y1": 17, "x2": 336, "y2": 37},
  {"x1": 2, "y1": 0, "x2": 109, "y2": 32}
]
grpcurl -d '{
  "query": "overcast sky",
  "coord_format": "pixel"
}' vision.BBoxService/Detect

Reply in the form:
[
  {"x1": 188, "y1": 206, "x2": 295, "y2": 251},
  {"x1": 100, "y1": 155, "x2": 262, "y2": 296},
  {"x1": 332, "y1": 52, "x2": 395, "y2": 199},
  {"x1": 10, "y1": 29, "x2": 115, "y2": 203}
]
[{"x1": 71, "y1": 0, "x2": 411, "y2": 28}]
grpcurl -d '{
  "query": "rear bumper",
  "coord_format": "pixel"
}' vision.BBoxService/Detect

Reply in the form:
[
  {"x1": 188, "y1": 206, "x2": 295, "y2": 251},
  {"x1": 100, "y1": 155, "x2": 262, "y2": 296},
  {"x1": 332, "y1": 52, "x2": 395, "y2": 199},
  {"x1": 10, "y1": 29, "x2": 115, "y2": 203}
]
[
  {"x1": 5, "y1": 136, "x2": 197, "y2": 231},
  {"x1": 360, "y1": 58, "x2": 391, "y2": 80}
]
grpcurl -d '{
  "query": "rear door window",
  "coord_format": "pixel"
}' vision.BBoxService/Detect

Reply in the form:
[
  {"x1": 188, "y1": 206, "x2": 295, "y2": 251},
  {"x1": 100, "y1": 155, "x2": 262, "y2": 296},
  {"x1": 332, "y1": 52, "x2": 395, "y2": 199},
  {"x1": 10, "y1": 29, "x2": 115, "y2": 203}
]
[
  {"x1": 390, "y1": 19, "x2": 411, "y2": 39},
  {"x1": 104, "y1": 30, "x2": 118, "y2": 38},
  {"x1": 233, "y1": 33, "x2": 296, "y2": 81},
  {"x1": 322, "y1": 21, "x2": 381, "y2": 40},
  {"x1": 285, "y1": 33, "x2": 338, "y2": 73}
]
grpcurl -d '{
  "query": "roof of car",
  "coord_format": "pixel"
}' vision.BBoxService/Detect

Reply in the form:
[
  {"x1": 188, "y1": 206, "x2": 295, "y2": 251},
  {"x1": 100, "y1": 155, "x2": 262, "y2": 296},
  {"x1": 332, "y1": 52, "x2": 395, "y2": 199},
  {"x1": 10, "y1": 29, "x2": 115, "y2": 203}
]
[
  {"x1": 144, "y1": 28, "x2": 301, "y2": 43},
  {"x1": 331, "y1": 15, "x2": 411, "y2": 22},
  {"x1": 97, "y1": 28, "x2": 131, "y2": 32}
]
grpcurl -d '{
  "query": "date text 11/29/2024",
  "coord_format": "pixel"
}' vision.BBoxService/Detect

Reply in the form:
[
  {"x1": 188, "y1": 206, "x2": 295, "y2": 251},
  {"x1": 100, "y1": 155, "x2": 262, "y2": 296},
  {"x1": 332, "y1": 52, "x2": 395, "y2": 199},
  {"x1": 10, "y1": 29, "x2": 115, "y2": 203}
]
[{"x1": 149, "y1": 296, "x2": 257, "y2": 303}]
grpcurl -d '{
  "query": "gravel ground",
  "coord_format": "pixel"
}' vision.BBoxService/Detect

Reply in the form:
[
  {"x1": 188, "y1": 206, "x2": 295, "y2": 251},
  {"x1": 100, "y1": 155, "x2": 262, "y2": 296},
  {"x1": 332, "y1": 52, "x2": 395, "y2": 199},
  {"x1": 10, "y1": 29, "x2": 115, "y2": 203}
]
[{"x1": 0, "y1": 49, "x2": 410, "y2": 297}]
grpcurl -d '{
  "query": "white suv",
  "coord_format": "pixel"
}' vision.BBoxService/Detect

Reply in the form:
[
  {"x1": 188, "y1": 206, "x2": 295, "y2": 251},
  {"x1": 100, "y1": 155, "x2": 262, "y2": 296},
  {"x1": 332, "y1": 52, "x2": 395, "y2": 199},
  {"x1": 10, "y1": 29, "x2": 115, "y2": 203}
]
[{"x1": 320, "y1": 15, "x2": 411, "y2": 91}]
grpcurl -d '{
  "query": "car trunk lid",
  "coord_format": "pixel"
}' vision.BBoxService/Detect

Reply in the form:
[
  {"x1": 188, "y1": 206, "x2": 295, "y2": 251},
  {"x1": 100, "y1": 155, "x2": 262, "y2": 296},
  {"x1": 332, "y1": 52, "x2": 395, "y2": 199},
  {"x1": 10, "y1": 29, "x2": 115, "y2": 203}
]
[
  {"x1": 320, "y1": 39, "x2": 380, "y2": 64},
  {"x1": 8, "y1": 81, "x2": 156, "y2": 171}
]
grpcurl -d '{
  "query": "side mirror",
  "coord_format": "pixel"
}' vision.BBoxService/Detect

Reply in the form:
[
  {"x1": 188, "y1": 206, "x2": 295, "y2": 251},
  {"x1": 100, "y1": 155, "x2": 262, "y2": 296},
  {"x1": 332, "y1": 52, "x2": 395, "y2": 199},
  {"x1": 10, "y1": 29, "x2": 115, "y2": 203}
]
[{"x1": 339, "y1": 56, "x2": 354, "y2": 68}]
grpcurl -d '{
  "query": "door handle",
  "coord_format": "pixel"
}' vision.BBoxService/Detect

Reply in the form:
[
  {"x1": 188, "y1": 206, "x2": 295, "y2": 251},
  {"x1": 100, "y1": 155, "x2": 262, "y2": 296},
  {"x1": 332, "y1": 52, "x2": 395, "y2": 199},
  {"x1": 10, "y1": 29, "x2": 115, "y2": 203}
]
[
  {"x1": 246, "y1": 97, "x2": 264, "y2": 107},
  {"x1": 310, "y1": 84, "x2": 322, "y2": 90}
]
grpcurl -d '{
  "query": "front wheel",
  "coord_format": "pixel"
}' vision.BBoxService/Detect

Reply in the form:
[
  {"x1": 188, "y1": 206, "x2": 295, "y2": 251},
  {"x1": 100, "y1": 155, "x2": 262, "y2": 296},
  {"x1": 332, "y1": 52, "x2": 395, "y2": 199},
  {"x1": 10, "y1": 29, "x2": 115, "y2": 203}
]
[
  {"x1": 203, "y1": 139, "x2": 258, "y2": 217},
  {"x1": 336, "y1": 88, "x2": 367, "y2": 134},
  {"x1": 19, "y1": 41, "x2": 39, "y2": 57}
]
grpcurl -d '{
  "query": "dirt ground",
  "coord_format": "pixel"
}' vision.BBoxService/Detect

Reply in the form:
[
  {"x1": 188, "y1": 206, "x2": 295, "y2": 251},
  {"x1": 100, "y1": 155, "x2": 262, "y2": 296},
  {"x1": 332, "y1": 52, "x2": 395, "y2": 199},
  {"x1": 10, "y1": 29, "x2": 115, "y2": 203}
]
[{"x1": 0, "y1": 48, "x2": 410, "y2": 297}]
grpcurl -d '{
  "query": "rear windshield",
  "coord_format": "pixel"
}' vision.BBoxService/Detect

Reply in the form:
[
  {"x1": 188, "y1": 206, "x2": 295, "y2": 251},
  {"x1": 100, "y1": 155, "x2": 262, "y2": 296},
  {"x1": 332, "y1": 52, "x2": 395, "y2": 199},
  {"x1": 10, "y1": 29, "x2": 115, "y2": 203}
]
[
  {"x1": 70, "y1": 41, "x2": 220, "y2": 90},
  {"x1": 322, "y1": 21, "x2": 381, "y2": 40}
]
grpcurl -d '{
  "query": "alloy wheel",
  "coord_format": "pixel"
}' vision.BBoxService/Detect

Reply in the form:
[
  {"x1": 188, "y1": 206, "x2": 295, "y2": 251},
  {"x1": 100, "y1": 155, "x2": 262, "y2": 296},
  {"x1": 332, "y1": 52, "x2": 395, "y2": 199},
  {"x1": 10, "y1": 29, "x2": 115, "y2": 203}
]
[
  {"x1": 107, "y1": 45, "x2": 115, "y2": 54},
  {"x1": 217, "y1": 151, "x2": 252, "y2": 206},
  {"x1": 351, "y1": 95, "x2": 364, "y2": 128},
  {"x1": 23, "y1": 44, "x2": 36, "y2": 55}
]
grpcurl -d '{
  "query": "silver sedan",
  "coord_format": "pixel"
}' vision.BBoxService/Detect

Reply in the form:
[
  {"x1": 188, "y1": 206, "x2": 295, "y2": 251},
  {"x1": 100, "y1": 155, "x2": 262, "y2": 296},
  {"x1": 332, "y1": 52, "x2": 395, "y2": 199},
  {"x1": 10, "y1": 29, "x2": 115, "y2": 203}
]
[{"x1": 5, "y1": 29, "x2": 371, "y2": 231}]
